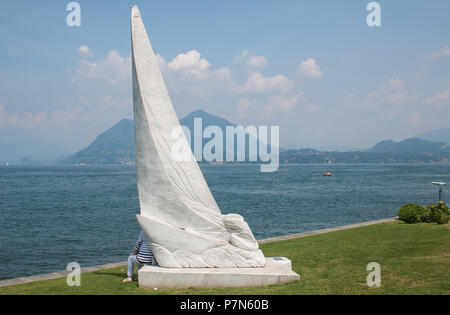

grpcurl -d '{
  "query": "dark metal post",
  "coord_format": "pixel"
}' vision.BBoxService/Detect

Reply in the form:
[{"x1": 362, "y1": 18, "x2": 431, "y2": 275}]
[{"x1": 432, "y1": 182, "x2": 447, "y2": 203}]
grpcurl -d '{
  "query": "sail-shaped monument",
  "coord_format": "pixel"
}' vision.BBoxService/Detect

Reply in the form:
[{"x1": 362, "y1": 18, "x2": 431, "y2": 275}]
[{"x1": 131, "y1": 5, "x2": 299, "y2": 288}]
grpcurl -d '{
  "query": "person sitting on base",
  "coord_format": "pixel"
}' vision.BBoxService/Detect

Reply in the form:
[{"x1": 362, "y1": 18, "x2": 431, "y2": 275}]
[{"x1": 123, "y1": 229, "x2": 156, "y2": 282}]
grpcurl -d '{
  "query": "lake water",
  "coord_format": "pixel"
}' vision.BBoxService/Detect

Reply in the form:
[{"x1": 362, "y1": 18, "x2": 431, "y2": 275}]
[{"x1": 0, "y1": 164, "x2": 449, "y2": 280}]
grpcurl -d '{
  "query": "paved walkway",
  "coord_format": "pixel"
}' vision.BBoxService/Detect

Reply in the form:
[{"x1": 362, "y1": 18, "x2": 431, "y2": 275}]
[
  {"x1": 0, "y1": 217, "x2": 398, "y2": 288},
  {"x1": 0, "y1": 261, "x2": 127, "y2": 288}
]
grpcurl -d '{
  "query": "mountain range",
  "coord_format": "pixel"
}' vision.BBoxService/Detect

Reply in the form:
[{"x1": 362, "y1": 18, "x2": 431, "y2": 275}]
[
  {"x1": 62, "y1": 118, "x2": 135, "y2": 165},
  {"x1": 17, "y1": 109, "x2": 450, "y2": 165},
  {"x1": 369, "y1": 138, "x2": 449, "y2": 153},
  {"x1": 415, "y1": 128, "x2": 450, "y2": 147},
  {"x1": 61, "y1": 109, "x2": 264, "y2": 165}
]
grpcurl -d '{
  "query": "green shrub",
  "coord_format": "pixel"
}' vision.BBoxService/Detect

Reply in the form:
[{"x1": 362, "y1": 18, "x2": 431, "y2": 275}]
[
  {"x1": 399, "y1": 202, "x2": 449, "y2": 224},
  {"x1": 438, "y1": 201, "x2": 449, "y2": 215},
  {"x1": 427, "y1": 202, "x2": 449, "y2": 225},
  {"x1": 398, "y1": 203, "x2": 425, "y2": 223},
  {"x1": 420, "y1": 205, "x2": 432, "y2": 223}
]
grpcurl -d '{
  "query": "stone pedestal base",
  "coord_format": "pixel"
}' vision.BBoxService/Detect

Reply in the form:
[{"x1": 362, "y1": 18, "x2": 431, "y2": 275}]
[{"x1": 138, "y1": 257, "x2": 299, "y2": 289}]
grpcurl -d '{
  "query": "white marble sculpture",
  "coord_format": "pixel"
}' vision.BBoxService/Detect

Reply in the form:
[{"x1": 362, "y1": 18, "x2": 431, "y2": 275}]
[{"x1": 131, "y1": 6, "x2": 266, "y2": 268}]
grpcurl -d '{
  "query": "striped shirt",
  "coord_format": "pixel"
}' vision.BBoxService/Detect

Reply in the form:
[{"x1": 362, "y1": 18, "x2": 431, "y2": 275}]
[{"x1": 135, "y1": 230, "x2": 154, "y2": 264}]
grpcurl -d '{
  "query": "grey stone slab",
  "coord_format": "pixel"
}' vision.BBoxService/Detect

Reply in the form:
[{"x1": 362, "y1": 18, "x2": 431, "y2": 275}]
[{"x1": 138, "y1": 257, "x2": 299, "y2": 289}]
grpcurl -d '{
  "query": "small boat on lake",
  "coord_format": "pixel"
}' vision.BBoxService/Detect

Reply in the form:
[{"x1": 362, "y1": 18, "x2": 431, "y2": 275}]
[{"x1": 323, "y1": 172, "x2": 332, "y2": 176}]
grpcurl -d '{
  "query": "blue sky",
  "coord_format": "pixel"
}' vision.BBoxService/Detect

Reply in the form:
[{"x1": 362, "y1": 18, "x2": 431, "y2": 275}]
[{"x1": 0, "y1": 1, "x2": 449, "y2": 159}]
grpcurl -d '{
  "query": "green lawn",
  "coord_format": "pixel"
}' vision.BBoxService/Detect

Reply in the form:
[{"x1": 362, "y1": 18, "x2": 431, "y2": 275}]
[{"x1": 1, "y1": 221, "x2": 449, "y2": 295}]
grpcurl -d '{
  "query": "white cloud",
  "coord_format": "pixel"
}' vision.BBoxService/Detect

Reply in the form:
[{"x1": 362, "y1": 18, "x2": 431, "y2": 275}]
[
  {"x1": 0, "y1": 104, "x2": 17, "y2": 127},
  {"x1": 74, "y1": 50, "x2": 131, "y2": 85},
  {"x1": 245, "y1": 55, "x2": 267, "y2": 69},
  {"x1": 0, "y1": 103, "x2": 88, "y2": 130},
  {"x1": 428, "y1": 45, "x2": 450, "y2": 59},
  {"x1": 167, "y1": 50, "x2": 211, "y2": 80},
  {"x1": 232, "y1": 50, "x2": 267, "y2": 70},
  {"x1": 388, "y1": 78, "x2": 404, "y2": 90},
  {"x1": 342, "y1": 78, "x2": 435, "y2": 131},
  {"x1": 70, "y1": 49, "x2": 133, "y2": 130},
  {"x1": 78, "y1": 45, "x2": 92, "y2": 57},
  {"x1": 408, "y1": 110, "x2": 422, "y2": 125},
  {"x1": 233, "y1": 49, "x2": 249, "y2": 64},
  {"x1": 238, "y1": 72, "x2": 293, "y2": 94},
  {"x1": 297, "y1": 58, "x2": 323, "y2": 79},
  {"x1": 101, "y1": 95, "x2": 133, "y2": 109},
  {"x1": 160, "y1": 49, "x2": 299, "y2": 119},
  {"x1": 304, "y1": 103, "x2": 322, "y2": 113},
  {"x1": 367, "y1": 78, "x2": 418, "y2": 106},
  {"x1": 237, "y1": 98, "x2": 252, "y2": 118},
  {"x1": 426, "y1": 89, "x2": 450, "y2": 108},
  {"x1": 236, "y1": 92, "x2": 305, "y2": 120},
  {"x1": 345, "y1": 93, "x2": 358, "y2": 104},
  {"x1": 264, "y1": 93, "x2": 302, "y2": 113},
  {"x1": 71, "y1": 47, "x2": 302, "y2": 133},
  {"x1": 212, "y1": 67, "x2": 231, "y2": 80},
  {"x1": 155, "y1": 53, "x2": 167, "y2": 69}
]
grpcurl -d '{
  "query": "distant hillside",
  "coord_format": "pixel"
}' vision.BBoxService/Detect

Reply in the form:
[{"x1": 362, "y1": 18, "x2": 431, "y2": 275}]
[
  {"x1": 61, "y1": 109, "x2": 264, "y2": 165},
  {"x1": 416, "y1": 128, "x2": 450, "y2": 146},
  {"x1": 180, "y1": 109, "x2": 234, "y2": 131},
  {"x1": 180, "y1": 109, "x2": 269, "y2": 161},
  {"x1": 179, "y1": 109, "x2": 234, "y2": 158},
  {"x1": 61, "y1": 111, "x2": 450, "y2": 165},
  {"x1": 279, "y1": 149, "x2": 450, "y2": 164},
  {"x1": 368, "y1": 138, "x2": 448, "y2": 153},
  {"x1": 61, "y1": 119, "x2": 135, "y2": 165},
  {"x1": 279, "y1": 138, "x2": 450, "y2": 164}
]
